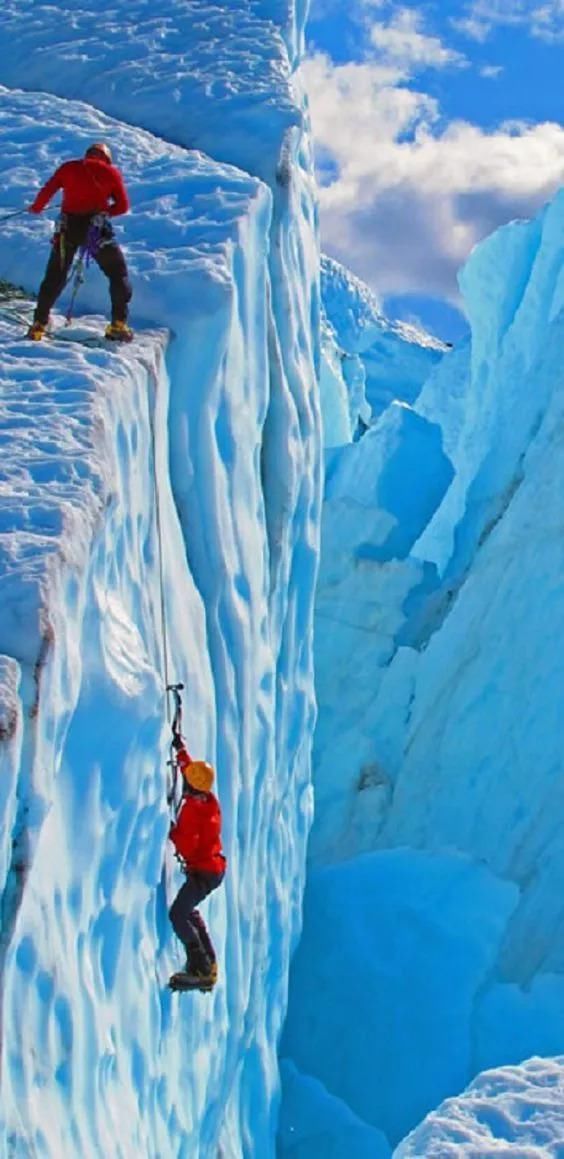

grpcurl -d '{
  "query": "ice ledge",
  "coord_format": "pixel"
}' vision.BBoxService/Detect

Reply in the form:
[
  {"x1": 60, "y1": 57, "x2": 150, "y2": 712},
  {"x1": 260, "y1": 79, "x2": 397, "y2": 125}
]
[
  {"x1": 0, "y1": 316, "x2": 167, "y2": 673},
  {"x1": 0, "y1": 1, "x2": 304, "y2": 183}
]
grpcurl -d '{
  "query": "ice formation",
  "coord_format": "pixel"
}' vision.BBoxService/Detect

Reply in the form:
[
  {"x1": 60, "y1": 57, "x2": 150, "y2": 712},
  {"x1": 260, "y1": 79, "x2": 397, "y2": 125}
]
[
  {"x1": 321, "y1": 256, "x2": 445, "y2": 417},
  {"x1": 0, "y1": 1, "x2": 320, "y2": 1154},
  {"x1": 282, "y1": 176, "x2": 564, "y2": 1154},
  {"x1": 0, "y1": 1, "x2": 563, "y2": 1156},
  {"x1": 397, "y1": 1057, "x2": 564, "y2": 1158}
]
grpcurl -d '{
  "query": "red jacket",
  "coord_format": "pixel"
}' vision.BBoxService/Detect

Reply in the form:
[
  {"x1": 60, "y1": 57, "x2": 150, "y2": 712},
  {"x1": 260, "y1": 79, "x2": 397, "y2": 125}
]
[
  {"x1": 30, "y1": 158, "x2": 129, "y2": 217},
  {"x1": 169, "y1": 747, "x2": 226, "y2": 874},
  {"x1": 170, "y1": 794, "x2": 226, "y2": 875}
]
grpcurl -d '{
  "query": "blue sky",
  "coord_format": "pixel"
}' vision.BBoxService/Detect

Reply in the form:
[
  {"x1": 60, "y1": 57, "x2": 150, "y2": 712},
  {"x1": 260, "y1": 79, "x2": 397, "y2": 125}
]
[{"x1": 304, "y1": 0, "x2": 564, "y2": 341}]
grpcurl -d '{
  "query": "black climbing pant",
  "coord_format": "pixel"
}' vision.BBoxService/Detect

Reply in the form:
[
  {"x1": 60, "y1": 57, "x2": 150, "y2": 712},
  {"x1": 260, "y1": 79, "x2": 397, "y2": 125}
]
[
  {"x1": 169, "y1": 868, "x2": 225, "y2": 969},
  {"x1": 34, "y1": 212, "x2": 132, "y2": 325}
]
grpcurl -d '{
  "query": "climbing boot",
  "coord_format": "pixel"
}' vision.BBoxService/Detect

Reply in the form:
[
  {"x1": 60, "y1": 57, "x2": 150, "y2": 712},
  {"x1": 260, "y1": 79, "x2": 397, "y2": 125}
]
[
  {"x1": 26, "y1": 321, "x2": 46, "y2": 341},
  {"x1": 105, "y1": 320, "x2": 134, "y2": 342},
  {"x1": 182, "y1": 959, "x2": 218, "y2": 989},
  {"x1": 181, "y1": 955, "x2": 217, "y2": 982}
]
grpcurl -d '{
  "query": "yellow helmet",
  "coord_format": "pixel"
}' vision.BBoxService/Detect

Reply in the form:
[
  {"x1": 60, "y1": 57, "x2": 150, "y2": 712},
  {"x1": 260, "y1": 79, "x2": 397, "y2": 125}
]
[{"x1": 184, "y1": 760, "x2": 215, "y2": 793}]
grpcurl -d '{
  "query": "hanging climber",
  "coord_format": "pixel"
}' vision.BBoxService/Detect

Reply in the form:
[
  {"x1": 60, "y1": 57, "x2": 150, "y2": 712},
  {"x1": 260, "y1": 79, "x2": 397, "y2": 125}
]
[
  {"x1": 26, "y1": 142, "x2": 133, "y2": 342},
  {"x1": 168, "y1": 734, "x2": 226, "y2": 991}
]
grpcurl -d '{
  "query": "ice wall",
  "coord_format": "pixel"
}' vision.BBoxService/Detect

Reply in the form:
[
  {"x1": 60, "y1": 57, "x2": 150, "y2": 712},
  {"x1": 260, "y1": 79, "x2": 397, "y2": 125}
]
[
  {"x1": 321, "y1": 256, "x2": 445, "y2": 418},
  {"x1": 0, "y1": 323, "x2": 212, "y2": 1157},
  {"x1": 0, "y1": 1, "x2": 320, "y2": 1154},
  {"x1": 309, "y1": 264, "x2": 452, "y2": 865},
  {"x1": 283, "y1": 192, "x2": 564, "y2": 1152},
  {"x1": 318, "y1": 314, "x2": 369, "y2": 447},
  {"x1": 376, "y1": 192, "x2": 564, "y2": 985}
]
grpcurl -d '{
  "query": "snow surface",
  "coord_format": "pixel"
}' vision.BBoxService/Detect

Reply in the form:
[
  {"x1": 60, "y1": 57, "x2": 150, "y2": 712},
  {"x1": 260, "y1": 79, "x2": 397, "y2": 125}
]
[
  {"x1": 0, "y1": 0, "x2": 321, "y2": 1154},
  {"x1": 283, "y1": 192, "x2": 564, "y2": 1153},
  {"x1": 397, "y1": 1057, "x2": 564, "y2": 1158},
  {"x1": 0, "y1": 0, "x2": 308, "y2": 185}
]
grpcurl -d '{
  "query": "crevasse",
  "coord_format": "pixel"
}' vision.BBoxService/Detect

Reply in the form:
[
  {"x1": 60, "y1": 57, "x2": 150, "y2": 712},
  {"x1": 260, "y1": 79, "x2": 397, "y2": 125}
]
[{"x1": 0, "y1": 1, "x2": 320, "y2": 1155}]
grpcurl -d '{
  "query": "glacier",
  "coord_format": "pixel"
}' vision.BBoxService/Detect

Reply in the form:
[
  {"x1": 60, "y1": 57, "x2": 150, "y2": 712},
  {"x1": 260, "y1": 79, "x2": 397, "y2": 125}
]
[
  {"x1": 0, "y1": 1, "x2": 320, "y2": 1155},
  {"x1": 0, "y1": 0, "x2": 564, "y2": 1155},
  {"x1": 282, "y1": 166, "x2": 564, "y2": 1154}
]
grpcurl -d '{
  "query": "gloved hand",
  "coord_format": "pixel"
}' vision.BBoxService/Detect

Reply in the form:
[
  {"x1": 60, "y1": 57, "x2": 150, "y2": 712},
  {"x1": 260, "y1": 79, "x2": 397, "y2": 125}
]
[{"x1": 172, "y1": 733, "x2": 183, "y2": 752}]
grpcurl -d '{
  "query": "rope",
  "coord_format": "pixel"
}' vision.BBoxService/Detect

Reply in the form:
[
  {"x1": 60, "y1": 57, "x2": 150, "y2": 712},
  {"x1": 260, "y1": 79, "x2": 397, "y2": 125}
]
[
  {"x1": 64, "y1": 218, "x2": 104, "y2": 325},
  {"x1": 0, "y1": 209, "x2": 26, "y2": 225},
  {"x1": 148, "y1": 380, "x2": 172, "y2": 722},
  {"x1": 65, "y1": 250, "x2": 86, "y2": 324},
  {"x1": 147, "y1": 365, "x2": 189, "y2": 815}
]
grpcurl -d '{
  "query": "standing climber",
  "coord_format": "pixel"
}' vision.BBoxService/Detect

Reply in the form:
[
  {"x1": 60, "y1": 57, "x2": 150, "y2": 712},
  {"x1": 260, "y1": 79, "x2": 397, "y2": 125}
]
[
  {"x1": 26, "y1": 142, "x2": 133, "y2": 342},
  {"x1": 168, "y1": 736, "x2": 226, "y2": 990}
]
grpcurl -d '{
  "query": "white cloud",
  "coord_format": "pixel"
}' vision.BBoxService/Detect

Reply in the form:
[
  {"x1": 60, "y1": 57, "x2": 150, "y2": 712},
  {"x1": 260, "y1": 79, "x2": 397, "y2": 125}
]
[
  {"x1": 454, "y1": 0, "x2": 564, "y2": 41},
  {"x1": 451, "y1": 14, "x2": 492, "y2": 41},
  {"x1": 480, "y1": 63, "x2": 504, "y2": 77},
  {"x1": 309, "y1": 0, "x2": 387, "y2": 19},
  {"x1": 302, "y1": 51, "x2": 564, "y2": 302},
  {"x1": 369, "y1": 7, "x2": 468, "y2": 70}
]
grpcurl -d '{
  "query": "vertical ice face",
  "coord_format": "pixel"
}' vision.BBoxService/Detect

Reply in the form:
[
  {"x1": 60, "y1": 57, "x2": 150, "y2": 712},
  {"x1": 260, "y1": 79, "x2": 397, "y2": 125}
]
[
  {"x1": 374, "y1": 190, "x2": 564, "y2": 987},
  {"x1": 0, "y1": 2, "x2": 320, "y2": 1155},
  {"x1": 308, "y1": 262, "x2": 453, "y2": 865},
  {"x1": 0, "y1": 657, "x2": 23, "y2": 902},
  {"x1": 321, "y1": 256, "x2": 445, "y2": 417},
  {"x1": 283, "y1": 187, "x2": 564, "y2": 1151}
]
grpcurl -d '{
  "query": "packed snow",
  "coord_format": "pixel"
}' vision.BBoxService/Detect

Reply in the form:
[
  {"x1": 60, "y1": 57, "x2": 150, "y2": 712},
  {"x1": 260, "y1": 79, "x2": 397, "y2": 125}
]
[
  {"x1": 397, "y1": 1057, "x2": 564, "y2": 1158},
  {"x1": 0, "y1": 0, "x2": 307, "y2": 185}
]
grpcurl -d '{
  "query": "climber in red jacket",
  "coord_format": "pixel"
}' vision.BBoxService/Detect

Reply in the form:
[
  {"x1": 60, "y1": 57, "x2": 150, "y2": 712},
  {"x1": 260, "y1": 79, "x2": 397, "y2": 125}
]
[
  {"x1": 168, "y1": 738, "x2": 226, "y2": 990},
  {"x1": 26, "y1": 141, "x2": 133, "y2": 342}
]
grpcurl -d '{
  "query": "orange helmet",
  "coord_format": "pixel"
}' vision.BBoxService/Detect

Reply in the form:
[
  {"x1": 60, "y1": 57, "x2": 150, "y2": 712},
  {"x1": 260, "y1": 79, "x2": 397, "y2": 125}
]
[
  {"x1": 183, "y1": 760, "x2": 214, "y2": 793},
  {"x1": 85, "y1": 142, "x2": 112, "y2": 164}
]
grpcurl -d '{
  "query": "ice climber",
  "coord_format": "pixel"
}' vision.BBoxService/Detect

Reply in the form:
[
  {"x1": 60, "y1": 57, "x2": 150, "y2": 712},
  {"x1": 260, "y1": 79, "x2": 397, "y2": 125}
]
[
  {"x1": 26, "y1": 142, "x2": 133, "y2": 342},
  {"x1": 168, "y1": 736, "x2": 226, "y2": 991}
]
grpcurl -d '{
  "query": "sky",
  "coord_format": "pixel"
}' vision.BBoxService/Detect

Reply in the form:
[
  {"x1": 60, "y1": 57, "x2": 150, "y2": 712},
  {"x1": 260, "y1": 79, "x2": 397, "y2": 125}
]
[{"x1": 304, "y1": 0, "x2": 564, "y2": 341}]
